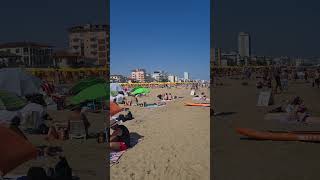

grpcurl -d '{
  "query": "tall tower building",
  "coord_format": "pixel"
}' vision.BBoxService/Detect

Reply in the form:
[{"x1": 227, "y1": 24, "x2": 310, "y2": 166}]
[
  {"x1": 238, "y1": 32, "x2": 251, "y2": 57},
  {"x1": 184, "y1": 72, "x2": 189, "y2": 80}
]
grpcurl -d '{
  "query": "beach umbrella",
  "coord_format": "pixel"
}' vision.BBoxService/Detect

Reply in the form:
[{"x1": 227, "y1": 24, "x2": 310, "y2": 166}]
[
  {"x1": 110, "y1": 102, "x2": 123, "y2": 117},
  {"x1": 0, "y1": 68, "x2": 41, "y2": 96},
  {"x1": 131, "y1": 87, "x2": 151, "y2": 95},
  {"x1": 0, "y1": 90, "x2": 27, "y2": 111},
  {"x1": 0, "y1": 125, "x2": 37, "y2": 176},
  {"x1": 110, "y1": 91, "x2": 118, "y2": 97},
  {"x1": 70, "y1": 83, "x2": 108, "y2": 105},
  {"x1": 110, "y1": 83, "x2": 124, "y2": 92},
  {"x1": 130, "y1": 86, "x2": 143, "y2": 92},
  {"x1": 70, "y1": 77, "x2": 106, "y2": 95}
]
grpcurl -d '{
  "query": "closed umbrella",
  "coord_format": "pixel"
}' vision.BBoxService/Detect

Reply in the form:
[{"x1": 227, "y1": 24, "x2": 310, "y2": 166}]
[{"x1": 70, "y1": 83, "x2": 108, "y2": 105}]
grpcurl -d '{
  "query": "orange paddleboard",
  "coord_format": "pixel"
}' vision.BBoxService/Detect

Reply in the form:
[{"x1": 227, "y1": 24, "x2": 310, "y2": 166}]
[
  {"x1": 236, "y1": 128, "x2": 320, "y2": 142},
  {"x1": 185, "y1": 103, "x2": 210, "y2": 107}
]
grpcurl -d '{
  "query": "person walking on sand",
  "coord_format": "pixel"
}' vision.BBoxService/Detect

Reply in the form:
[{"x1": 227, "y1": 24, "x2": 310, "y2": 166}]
[
  {"x1": 280, "y1": 69, "x2": 289, "y2": 92},
  {"x1": 274, "y1": 68, "x2": 282, "y2": 94},
  {"x1": 314, "y1": 69, "x2": 320, "y2": 88}
]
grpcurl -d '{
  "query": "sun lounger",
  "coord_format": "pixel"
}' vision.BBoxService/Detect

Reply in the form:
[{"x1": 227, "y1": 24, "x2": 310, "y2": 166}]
[
  {"x1": 69, "y1": 121, "x2": 86, "y2": 140},
  {"x1": 23, "y1": 111, "x2": 42, "y2": 130}
]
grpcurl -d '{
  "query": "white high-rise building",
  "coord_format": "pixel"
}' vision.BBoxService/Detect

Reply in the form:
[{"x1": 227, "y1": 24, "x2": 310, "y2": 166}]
[
  {"x1": 168, "y1": 75, "x2": 175, "y2": 82},
  {"x1": 184, "y1": 72, "x2": 189, "y2": 80},
  {"x1": 238, "y1": 32, "x2": 251, "y2": 57}
]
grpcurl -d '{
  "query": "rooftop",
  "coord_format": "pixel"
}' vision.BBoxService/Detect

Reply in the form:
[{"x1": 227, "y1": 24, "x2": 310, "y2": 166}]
[
  {"x1": 68, "y1": 24, "x2": 109, "y2": 33},
  {"x1": 0, "y1": 42, "x2": 53, "y2": 49},
  {"x1": 0, "y1": 51, "x2": 21, "y2": 58}
]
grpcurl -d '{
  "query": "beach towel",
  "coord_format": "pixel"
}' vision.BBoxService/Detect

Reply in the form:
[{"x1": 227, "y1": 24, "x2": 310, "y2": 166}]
[
  {"x1": 110, "y1": 151, "x2": 126, "y2": 166},
  {"x1": 264, "y1": 113, "x2": 312, "y2": 124},
  {"x1": 192, "y1": 97, "x2": 210, "y2": 101},
  {"x1": 144, "y1": 104, "x2": 165, "y2": 108},
  {"x1": 109, "y1": 137, "x2": 143, "y2": 166}
]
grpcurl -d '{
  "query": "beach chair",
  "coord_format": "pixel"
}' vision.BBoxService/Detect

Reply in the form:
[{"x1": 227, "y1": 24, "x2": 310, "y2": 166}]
[
  {"x1": 69, "y1": 120, "x2": 86, "y2": 140},
  {"x1": 23, "y1": 111, "x2": 42, "y2": 131}
]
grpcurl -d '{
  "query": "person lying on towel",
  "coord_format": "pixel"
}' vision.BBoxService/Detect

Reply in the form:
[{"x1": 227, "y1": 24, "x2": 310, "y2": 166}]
[{"x1": 109, "y1": 123, "x2": 130, "y2": 151}]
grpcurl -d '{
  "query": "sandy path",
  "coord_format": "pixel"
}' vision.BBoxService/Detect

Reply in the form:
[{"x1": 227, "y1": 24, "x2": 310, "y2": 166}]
[{"x1": 111, "y1": 88, "x2": 210, "y2": 180}]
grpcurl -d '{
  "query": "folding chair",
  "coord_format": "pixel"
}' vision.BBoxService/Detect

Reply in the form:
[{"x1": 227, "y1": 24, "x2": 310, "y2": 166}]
[{"x1": 69, "y1": 120, "x2": 86, "y2": 140}]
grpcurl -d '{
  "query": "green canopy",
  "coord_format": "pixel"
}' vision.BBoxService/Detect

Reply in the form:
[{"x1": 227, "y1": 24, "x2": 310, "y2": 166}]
[
  {"x1": 70, "y1": 83, "x2": 109, "y2": 105},
  {"x1": 70, "y1": 77, "x2": 106, "y2": 95},
  {"x1": 0, "y1": 90, "x2": 27, "y2": 111},
  {"x1": 130, "y1": 86, "x2": 143, "y2": 92},
  {"x1": 131, "y1": 87, "x2": 151, "y2": 95},
  {"x1": 110, "y1": 91, "x2": 118, "y2": 97}
]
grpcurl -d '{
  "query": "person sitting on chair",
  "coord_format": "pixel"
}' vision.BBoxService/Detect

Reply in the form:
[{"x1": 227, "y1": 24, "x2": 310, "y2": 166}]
[{"x1": 67, "y1": 106, "x2": 90, "y2": 138}]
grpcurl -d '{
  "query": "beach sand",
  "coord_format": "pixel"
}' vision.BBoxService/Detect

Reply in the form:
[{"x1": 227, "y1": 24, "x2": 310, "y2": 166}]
[
  {"x1": 111, "y1": 87, "x2": 210, "y2": 180},
  {"x1": 8, "y1": 110, "x2": 107, "y2": 180},
  {"x1": 213, "y1": 78, "x2": 320, "y2": 180}
]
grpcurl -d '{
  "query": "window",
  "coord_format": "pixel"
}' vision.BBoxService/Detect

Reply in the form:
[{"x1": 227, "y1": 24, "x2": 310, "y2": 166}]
[
  {"x1": 99, "y1": 52, "x2": 106, "y2": 58},
  {"x1": 73, "y1": 38, "x2": 80, "y2": 42},
  {"x1": 73, "y1": 46, "x2": 79, "y2": 50},
  {"x1": 90, "y1": 37, "x2": 96, "y2": 42},
  {"x1": 99, "y1": 46, "x2": 105, "y2": 51},
  {"x1": 98, "y1": 39, "x2": 105, "y2": 44},
  {"x1": 15, "y1": 48, "x2": 20, "y2": 53},
  {"x1": 91, "y1": 44, "x2": 98, "y2": 48},
  {"x1": 91, "y1": 51, "x2": 97, "y2": 55}
]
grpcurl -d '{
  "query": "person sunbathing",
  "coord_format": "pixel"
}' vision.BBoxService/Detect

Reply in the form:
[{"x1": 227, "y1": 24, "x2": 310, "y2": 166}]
[
  {"x1": 109, "y1": 124, "x2": 130, "y2": 151},
  {"x1": 164, "y1": 93, "x2": 168, "y2": 100},
  {"x1": 168, "y1": 93, "x2": 173, "y2": 100},
  {"x1": 266, "y1": 97, "x2": 319, "y2": 123},
  {"x1": 157, "y1": 94, "x2": 163, "y2": 100}
]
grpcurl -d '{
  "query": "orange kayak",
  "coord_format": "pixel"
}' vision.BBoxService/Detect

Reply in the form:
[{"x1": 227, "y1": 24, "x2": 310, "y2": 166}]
[
  {"x1": 236, "y1": 128, "x2": 320, "y2": 142},
  {"x1": 185, "y1": 103, "x2": 210, "y2": 107}
]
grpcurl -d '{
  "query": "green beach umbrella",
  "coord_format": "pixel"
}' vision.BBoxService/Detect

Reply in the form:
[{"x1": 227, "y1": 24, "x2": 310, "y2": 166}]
[
  {"x1": 110, "y1": 91, "x2": 118, "y2": 97},
  {"x1": 130, "y1": 86, "x2": 143, "y2": 92},
  {"x1": 70, "y1": 83, "x2": 109, "y2": 105},
  {"x1": 0, "y1": 90, "x2": 27, "y2": 111},
  {"x1": 70, "y1": 77, "x2": 106, "y2": 95},
  {"x1": 131, "y1": 87, "x2": 151, "y2": 95}
]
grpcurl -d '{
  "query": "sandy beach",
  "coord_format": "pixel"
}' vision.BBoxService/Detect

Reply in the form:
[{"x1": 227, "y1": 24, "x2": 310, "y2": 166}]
[
  {"x1": 7, "y1": 110, "x2": 107, "y2": 180},
  {"x1": 111, "y1": 87, "x2": 210, "y2": 180},
  {"x1": 213, "y1": 78, "x2": 320, "y2": 180}
]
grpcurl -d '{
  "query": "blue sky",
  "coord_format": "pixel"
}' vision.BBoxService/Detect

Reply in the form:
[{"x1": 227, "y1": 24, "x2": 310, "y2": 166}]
[
  {"x1": 214, "y1": 0, "x2": 320, "y2": 57},
  {"x1": 0, "y1": 0, "x2": 106, "y2": 49},
  {"x1": 110, "y1": 0, "x2": 210, "y2": 80}
]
